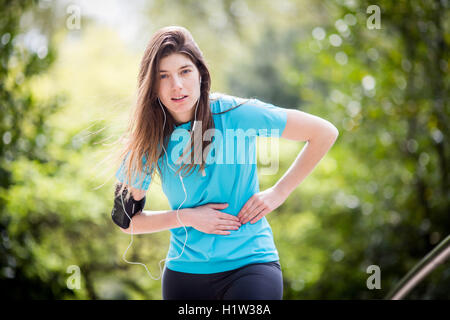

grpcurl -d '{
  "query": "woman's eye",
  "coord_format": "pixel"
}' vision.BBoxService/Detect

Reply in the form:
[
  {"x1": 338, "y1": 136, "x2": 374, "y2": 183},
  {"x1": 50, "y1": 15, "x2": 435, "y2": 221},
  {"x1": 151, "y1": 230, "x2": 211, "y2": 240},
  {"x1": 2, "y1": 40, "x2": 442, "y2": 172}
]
[
  {"x1": 182, "y1": 69, "x2": 191, "y2": 74},
  {"x1": 160, "y1": 74, "x2": 167, "y2": 79}
]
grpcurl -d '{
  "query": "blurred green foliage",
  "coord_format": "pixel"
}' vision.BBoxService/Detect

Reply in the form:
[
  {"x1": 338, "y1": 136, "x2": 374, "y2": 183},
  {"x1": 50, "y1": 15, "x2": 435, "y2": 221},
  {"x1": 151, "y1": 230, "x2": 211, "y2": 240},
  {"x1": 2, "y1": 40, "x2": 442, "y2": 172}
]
[{"x1": 0, "y1": 0, "x2": 448, "y2": 299}]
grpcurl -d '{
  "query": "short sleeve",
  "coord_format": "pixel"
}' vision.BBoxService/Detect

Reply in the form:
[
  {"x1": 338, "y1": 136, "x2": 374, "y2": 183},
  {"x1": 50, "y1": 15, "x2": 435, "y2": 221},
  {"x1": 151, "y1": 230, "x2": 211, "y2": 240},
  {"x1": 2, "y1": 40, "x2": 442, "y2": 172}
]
[
  {"x1": 115, "y1": 152, "x2": 153, "y2": 191},
  {"x1": 223, "y1": 95, "x2": 287, "y2": 138}
]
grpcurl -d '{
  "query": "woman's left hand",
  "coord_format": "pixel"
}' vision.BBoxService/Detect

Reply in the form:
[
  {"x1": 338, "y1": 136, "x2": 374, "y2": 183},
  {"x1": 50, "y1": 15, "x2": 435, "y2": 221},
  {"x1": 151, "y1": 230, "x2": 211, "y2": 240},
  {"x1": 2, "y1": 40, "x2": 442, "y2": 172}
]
[{"x1": 237, "y1": 186, "x2": 288, "y2": 224}]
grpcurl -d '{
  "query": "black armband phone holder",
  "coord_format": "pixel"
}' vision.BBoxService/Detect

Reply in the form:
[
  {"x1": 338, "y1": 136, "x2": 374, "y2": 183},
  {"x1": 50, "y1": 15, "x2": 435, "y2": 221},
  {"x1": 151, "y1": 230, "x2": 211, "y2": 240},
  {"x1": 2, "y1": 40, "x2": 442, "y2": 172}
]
[{"x1": 111, "y1": 183, "x2": 146, "y2": 229}]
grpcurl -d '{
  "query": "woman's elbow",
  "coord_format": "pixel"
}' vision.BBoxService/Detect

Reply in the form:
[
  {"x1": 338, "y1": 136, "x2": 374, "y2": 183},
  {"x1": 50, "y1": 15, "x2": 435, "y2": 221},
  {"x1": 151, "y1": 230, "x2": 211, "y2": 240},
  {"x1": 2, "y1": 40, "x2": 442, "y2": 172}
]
[
  {"x1": 329, "y1": 125, "x2": 339, "y2": 140},
  {"x1": 120, "y1": 226, "x2": 130, "y2": 234}
]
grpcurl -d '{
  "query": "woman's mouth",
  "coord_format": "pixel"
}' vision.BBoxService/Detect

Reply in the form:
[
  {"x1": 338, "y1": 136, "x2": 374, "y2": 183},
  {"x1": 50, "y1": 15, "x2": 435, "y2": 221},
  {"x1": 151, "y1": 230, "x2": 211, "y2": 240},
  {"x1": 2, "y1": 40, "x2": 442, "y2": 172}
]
[{"x1": 171, "y1": 95, "x2": 188, "y2": 103}]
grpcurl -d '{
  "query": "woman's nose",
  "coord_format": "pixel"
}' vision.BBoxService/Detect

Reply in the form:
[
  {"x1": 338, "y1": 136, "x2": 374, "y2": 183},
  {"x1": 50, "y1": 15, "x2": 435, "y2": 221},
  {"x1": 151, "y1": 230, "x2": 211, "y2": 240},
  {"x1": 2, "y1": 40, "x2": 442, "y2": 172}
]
[{"x1": 171, "y1": 75, "x2": 183, "y2": 89}]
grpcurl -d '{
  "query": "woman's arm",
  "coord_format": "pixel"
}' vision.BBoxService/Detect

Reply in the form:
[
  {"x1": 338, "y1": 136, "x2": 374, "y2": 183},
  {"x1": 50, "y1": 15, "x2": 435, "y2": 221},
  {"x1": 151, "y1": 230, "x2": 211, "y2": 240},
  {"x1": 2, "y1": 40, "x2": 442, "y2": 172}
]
[
  {"x1": 275, "y1": 109, "x2": 339, "y2": 197},
  {"x1": 238, "y1": 109, "x2": 339, "y2": 224},
  {"x1": 119, "y1": 186, "x2": 240, "y2": 235},
  {"x1": 117, "y1": 183, "x2": 190, "y2": 234},
  {"x1": 120, "y1": 208, "x2": 191, "y2": 234}
]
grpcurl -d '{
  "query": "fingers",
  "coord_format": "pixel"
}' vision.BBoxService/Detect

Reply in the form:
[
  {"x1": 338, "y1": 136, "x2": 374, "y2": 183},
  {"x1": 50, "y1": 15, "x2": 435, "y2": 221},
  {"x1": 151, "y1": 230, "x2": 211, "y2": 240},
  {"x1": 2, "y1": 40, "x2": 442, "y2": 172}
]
[
  {"x1": 217, "y1": 212, "x2": 241, "y2": 223},
  {"x1": 214, "y1": 230, "x2": 232, "y2": 235},
  {"x1": 213, "y1": 223, "x2": 240, "y2": 235},
  {"x1": 248, "y1": 208, "x2": 269, "y2": 224},
  {"x1": 217, "y1": 221, "x2": 241, "y2": 229},
  {"x1": 206, "y1": 203, "x2": 229, "y2": 210},
  {"x1": 215, "y1": 214, "x2": 241, "y2": 235},
  {"x1": 239, "y1": 203, "x2": 265, "y2": 224},
  {"x1": 237, "y1": 197, "x2": 258, "y2": 222},
  {"x1": 237, "y1": 201, "x2": 251, "y2": 219},
  {"x1": 208, "y1": 204, "x2": 240, "y2": 222}
]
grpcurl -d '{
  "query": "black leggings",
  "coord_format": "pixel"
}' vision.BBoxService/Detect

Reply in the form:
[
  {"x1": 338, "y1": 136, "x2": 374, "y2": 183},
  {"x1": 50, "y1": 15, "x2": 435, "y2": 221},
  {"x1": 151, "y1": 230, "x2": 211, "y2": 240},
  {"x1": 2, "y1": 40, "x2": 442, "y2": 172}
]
[{"x1": 162, "y1": 261, "x2": 283, "y2": 300}]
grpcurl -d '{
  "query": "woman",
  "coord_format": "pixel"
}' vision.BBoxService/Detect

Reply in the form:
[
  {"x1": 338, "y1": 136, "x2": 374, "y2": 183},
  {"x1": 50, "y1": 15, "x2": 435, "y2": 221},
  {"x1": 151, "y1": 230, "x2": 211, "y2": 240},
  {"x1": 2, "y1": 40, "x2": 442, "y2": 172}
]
[{"x1": 113, "y1": 26, "x2": 339, "y2": 300}]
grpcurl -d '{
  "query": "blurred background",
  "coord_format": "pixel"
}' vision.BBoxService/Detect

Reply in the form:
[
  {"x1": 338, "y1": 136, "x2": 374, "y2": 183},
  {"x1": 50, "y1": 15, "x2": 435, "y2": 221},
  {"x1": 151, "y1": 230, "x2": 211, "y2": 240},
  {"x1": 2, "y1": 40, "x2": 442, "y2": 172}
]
[{"x1": 0, "y1": 0, "x2": 448, "y2": 299}]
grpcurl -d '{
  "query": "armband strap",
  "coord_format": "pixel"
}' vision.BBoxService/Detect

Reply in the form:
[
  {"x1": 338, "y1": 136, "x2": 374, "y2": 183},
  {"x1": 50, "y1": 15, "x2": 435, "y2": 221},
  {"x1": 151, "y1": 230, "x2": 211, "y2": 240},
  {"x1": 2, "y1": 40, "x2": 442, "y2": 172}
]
[{"x1": 111, "y1": 183, "x2": 146, "y2": 229}]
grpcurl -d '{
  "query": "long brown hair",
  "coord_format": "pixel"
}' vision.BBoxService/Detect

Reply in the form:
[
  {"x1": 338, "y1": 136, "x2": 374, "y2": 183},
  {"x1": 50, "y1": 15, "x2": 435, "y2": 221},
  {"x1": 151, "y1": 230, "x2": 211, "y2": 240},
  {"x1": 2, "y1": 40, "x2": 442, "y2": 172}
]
[{"x1": 114, "y1": 26, "x2": 247, "y2": 196}]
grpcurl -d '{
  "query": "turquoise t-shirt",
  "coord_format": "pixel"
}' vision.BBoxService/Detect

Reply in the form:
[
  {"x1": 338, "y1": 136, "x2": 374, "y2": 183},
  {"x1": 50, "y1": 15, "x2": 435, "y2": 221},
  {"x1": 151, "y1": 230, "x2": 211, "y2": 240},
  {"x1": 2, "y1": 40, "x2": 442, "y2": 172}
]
[{"x1": 115, "y1": 93, "x2": 288, "y2": 274}]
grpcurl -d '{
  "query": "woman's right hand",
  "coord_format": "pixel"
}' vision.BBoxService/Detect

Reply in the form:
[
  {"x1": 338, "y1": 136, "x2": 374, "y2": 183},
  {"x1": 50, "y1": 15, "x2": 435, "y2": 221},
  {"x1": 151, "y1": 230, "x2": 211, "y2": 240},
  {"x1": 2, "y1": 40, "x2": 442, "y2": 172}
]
[{"x1": 184, "y1": 203, "x2": 241, "y2": 235}]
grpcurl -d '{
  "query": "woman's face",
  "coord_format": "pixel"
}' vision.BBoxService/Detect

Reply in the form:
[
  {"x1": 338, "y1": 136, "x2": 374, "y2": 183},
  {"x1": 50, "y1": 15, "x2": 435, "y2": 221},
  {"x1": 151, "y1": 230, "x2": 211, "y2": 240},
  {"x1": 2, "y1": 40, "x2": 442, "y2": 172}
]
[{"x1": 157, "y1": 53, "x2": 202, "y2": 124}]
